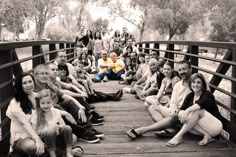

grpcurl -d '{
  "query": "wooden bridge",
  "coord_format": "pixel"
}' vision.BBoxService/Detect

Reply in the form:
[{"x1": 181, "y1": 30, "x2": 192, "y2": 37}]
[{"x1": 0, "y1": 40, "x2": 236, "y2": 156}]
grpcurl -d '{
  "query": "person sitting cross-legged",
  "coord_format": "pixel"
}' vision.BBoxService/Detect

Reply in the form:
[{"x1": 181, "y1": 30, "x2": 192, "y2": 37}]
[
  {"x1": 106, "y1": 52, "x2": 125, "y2": 80},
  {"x1": 166, "y1": 73, "x2": 223, "y2": 147},
  {"x1": 92, "y1": 50, "x2": 113, "y2": 82}
]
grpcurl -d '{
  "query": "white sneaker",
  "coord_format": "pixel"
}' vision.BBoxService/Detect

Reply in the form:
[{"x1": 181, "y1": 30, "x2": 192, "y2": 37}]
[
  {"x1": 123, "y1": 87, "x2": 131, "y2": 93},
  {"x1": 103, "y1": 75, "x2": 108, "y2": 82}
]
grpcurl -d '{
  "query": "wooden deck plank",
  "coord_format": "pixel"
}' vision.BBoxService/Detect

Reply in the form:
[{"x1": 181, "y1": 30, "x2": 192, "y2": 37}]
[{"x1": 79, "y1": 81, "x2": 236, "y2": 157}]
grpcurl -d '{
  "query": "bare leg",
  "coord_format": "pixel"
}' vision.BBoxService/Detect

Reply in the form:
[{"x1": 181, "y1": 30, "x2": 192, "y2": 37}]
[
  {"x1": 147, "y1": 105, "x2": 164, "y2": 122},
  {"x1": 168, "y1": 110, "x2": 203, "y2": 144},
  {"x1": 82, "y1": 80, "x2": 91, "y2": 95},
  {"x1": 66, "y1": 146, "x2": 73, "y2": 157},
  {"x1": 144, "y1": 96, "x2": 158, "y2": 107},
  {"x1": 88, "y1": 79, "x2": 95, "y2": 94},
  {"x1": 49, "y1": 150, "x2": 56, "y2": 157},
  {"x1": 135, "y1": 116, "x2": 178, "y2": 135}
]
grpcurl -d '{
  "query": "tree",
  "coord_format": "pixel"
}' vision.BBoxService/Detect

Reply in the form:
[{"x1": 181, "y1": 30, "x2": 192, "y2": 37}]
[
  {"x1": 0, "y1": 0, "x2": 8, "y2": 40},
  {"x1": 92, "y1": 18, "x2": 109, "y2": 32},
  {"x1": 96, "y1": 0, "x2": 149, "y2": 41},
  {"x1": 3, "y1": 0, "x2": 27, "y2": 39},
  {"x1": 208, "y1": 0, "x2": 236, "y2": 41},
  {"x1": 76, "y1": 0, "x2": 89, "y2": 29},
  {"x1": 147, "y1": 0, "x2": 196, "y2": 40},
  {"x1": 24, "y1": 0, "x2": 60, "y2": 39}
]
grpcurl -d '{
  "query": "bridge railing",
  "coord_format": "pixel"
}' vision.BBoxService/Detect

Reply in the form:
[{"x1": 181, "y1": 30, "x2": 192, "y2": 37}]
[
  {"x1": 0, "y1": 40, "x2": 76, "y2": 153},
  {"x1": 136, "y1": 40, "x2": 236, "y2": 143}
]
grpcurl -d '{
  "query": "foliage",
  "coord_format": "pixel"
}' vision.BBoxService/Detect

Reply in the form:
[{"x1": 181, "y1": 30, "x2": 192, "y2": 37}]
[
  {"x1": 46, "y1": 25, "x2": 74, "y2": 41},
  {"x1": 24, "y1": 0, "x2": 61, "y2": 39},
  {"x1": 147, "y1": 0, "x2": 196, "y2": 40},
  {"x1": 92, "y1": 18, "x2": 109, "y2": 32},
  {"x1": 3, "y1": 0, "x2": 26, "y2": 38},
  {"x1": 208, "y1": 0, "x2": 236, "y2": 41}
]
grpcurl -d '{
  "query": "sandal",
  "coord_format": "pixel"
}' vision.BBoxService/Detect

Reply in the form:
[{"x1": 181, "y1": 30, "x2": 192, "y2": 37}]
[
  {"x1": 166, "y1": 139, "x2": 184, "y2": 147},
  {"x1": 198, "y1": 137, "x2": 215, "y2": 146},
  {"x1": 126, "y1": 129, "x2": 142, "y2": 139},
  {"x1": 72, "y1": 145, "x2": 84, "y2": 157}
]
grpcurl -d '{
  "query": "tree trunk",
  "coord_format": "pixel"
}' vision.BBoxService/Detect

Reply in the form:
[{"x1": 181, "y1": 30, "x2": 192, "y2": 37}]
[
  {"x1": 36, "y1": 21, "x2": 45, "y2": 40},
  {"x1": 0, "y1": 24, "x2": 2, "y2": 41},
  {"x1": 168, "y1": 33, "x2": 174, "y2": 40},
  {"x1": 139, "y1": 22, "x2": 145, "y2": 41},
  {"x1": 77, "y1": 0, "x2": 87, "y2": 29},
  {"x1": 139, "y1": 8, "x2": 147, "y2": 41}
]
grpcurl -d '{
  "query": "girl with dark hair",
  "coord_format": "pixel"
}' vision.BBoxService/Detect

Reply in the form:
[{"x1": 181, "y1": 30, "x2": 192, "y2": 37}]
[
  {"x1": 111, "y1": 30, "x2": 121, "y2": 46},
  {"x1": 166, "y1": 73, "x2": 223, "y2": 147},
  {"x1": 122, "y1": 45, "x2": 133, "y2": 59},
  {"x1": 78, "y1": 51, "x2": 92, "y2": 73},
  {"x1": 144, "y1": 61, "x2": 180, "y2": 108},
  {"x1": 93, "y1": 31, "x2": 104, "y2": 66},
  {"x1": 6, "y1": 73, "x2": 45, "y2": 156},
  {"x1": 58, "y1": 63, "x2": 87, "y2": 93},
  {"x1": 58, "y1": 63, "x2": 72, "y2": 83}
]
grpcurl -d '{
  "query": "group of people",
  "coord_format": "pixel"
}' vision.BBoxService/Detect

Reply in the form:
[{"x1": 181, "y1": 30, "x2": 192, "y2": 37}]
[
  {"x1": 7, "y1": 50, "x2": 124, "y2": 157},
  {"x1": 74, "y1": 26, "x2": 137, "y2": 75},
  {"x1": 7, "y1": 26, "x2": 224, "y2": 156},
  {"x1": 126, "y1": 59, "x2": 223, "y2": 147}
]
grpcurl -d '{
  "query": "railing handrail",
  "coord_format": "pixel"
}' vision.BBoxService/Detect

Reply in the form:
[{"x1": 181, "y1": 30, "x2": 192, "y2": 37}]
[
  {"x1": 137, "y1": 40, "x2": 236, "y2": 49},
  {"x1": 0, "y1": 40, "x2": 74, "y2": 50}
]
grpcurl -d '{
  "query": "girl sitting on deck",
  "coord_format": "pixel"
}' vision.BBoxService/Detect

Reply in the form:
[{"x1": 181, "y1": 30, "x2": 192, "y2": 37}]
[
  {"x1": 31, "y1": 89, "x2": 83, "y2": 157},
  {"x1": 166, "y1": 73, "x2": 223, "y2": 147}
]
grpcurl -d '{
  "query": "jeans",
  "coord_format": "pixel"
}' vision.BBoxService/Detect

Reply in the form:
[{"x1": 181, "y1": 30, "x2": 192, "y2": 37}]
[
  {"x1": 95, "y1": 69, "x2": 125, "y2": 80},
  {"x1": 86, "y1": 90, "x2": 117, "y2": 103},
  {"x1": 40, "y1": 125, "x2": 72, "y2": 151}
]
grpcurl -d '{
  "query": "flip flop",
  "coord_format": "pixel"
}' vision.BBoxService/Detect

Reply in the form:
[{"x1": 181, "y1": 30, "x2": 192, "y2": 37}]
[
  {"x1": 72, "y1": 145, "x2": 84, "y2": 157},
  {"x1": 126, "y1": 129, "x2": 142, "y2": 139},
  {"x1": 166, "y1": 140, "x2": 184, "y2": 147},
  {"x1": 198, "y1": 137, "x2": 215, "y2": 146}
]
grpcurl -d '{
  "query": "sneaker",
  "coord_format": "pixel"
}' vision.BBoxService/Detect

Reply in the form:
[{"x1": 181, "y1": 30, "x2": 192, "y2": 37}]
[
  {"x1": 91, "y1": 118, "x2": 104, "y2": 126},
  {"x1": 103, "y1": 75, "x2": 108, "y2": 82},
  {"x1": 78, "y1": 131, "x2": 100, "y2": 143},
  {"x1": 89, "y1": 104, "x2": 96, "y2": 110},
  {"x1": 114, "y1": 89, "x2": 123, "y2": 101},
  {"x1": 92, "y1": 78, "x2": 101, "y2": 83},
  {"x1": 119, "y1": 79, "x2": 126, "y2": 84},
  {"x1": 123, "y1": 87, "x2": 131, "y2": 93},
  {"x1": 92, "y1": 111, "x2": 105, "y2": 121},
  {"x1": 90, "y1": 128, "x2": 104, "y2": 138}
]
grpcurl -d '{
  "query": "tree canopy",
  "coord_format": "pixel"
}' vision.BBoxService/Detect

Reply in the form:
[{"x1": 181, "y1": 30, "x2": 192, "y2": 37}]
[{"x1": 0, "y1": 0, "x2": 236, "y2": 42}]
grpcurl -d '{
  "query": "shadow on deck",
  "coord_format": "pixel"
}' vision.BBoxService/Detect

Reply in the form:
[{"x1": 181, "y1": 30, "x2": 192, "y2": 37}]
[{"x1": 79, "y1": 81, "x2": 236, "y2": 157}]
